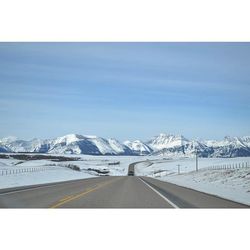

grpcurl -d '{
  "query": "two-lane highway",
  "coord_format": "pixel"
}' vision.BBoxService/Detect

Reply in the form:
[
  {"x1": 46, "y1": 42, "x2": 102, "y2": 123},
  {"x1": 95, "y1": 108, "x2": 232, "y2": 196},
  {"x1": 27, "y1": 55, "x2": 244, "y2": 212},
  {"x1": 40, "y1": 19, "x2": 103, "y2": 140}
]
[
  {"x1": 0, "y1": 175, "x2": 248, "y2": 208},
  {"x1": 0, "y1": 176, "x2": 173, "y2": 208}
]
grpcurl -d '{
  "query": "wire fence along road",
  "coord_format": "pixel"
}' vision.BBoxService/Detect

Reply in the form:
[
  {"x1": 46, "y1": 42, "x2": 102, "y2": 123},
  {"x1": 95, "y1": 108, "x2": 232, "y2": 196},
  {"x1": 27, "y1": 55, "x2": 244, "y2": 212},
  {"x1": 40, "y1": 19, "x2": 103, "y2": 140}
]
[
  {"x1": 150, "y1": 161, "x2": 250, "y2": 178},
  {"x1": 204, "y1": 161, "x2": 250, "y2": 171},
  {"x1": 0, "y1": 166, "x2": 63, "y2": 176}
]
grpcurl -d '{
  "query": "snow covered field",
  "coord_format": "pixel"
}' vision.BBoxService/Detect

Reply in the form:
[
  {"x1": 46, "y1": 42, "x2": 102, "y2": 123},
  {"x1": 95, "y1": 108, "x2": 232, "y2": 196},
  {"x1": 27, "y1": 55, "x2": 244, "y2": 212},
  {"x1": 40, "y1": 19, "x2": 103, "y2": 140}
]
[
  {"x1": 0, "y1": 154, "x2": 139, "y2": 189},
  {"x1": 135, "y1": 156, "x2": 250, "y2": 175},
  {"x1": 135, "y1": 156, "x2": 250, "y2": 205}
]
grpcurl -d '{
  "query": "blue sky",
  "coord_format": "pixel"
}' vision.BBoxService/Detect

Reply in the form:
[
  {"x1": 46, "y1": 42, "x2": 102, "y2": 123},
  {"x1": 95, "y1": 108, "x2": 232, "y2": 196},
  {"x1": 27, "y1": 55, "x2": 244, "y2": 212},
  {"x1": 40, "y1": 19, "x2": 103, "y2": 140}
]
[{"x1": 0, "y1": 42, "x2": 250, "y2": 141}]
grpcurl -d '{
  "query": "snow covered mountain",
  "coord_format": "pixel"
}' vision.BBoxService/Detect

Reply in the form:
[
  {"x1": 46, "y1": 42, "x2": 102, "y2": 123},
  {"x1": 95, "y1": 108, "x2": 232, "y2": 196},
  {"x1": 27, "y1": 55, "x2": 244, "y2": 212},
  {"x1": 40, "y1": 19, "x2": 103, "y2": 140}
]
[
  {"x1": 0, "y1": 133, "x2": 250, "y2": 157},
  {"x1": 124, "y1": 140, "x2": 152, "y2": 155},
  {"x1": 48, "y1": 134, "x2": 134, "y2": 155},
  {"x1": 204, "y1": 136, "x2": 250, "y2": 157},
  {"x1": 0, "y1": 137, "x2": 50, "y2": 153},
  {"x1": 149, "y1": 134, "x2": 213, "y2": 157},
  {"x1": 108, "y1": 138, "x2": 133, "y2": 155},
  {"x1": 241, "y1": 136, "x2": 250, "y2": 147},
  {"x1": 0, "y1": 134, "x2": 135, "y2": 156},
  {"x1": 0, "y1": 145, "x2": 10, "y2": 153},
  {"x1": 147, "y1": 133, "x2": 189, "y2": 150}
]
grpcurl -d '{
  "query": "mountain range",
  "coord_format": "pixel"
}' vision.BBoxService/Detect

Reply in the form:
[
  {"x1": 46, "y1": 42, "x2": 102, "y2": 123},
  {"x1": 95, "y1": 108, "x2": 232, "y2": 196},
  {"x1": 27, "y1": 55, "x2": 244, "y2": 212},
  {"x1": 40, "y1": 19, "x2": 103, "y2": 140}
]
[{"x1": 1, "y1": 133, "x2": 250, "y2": 158}]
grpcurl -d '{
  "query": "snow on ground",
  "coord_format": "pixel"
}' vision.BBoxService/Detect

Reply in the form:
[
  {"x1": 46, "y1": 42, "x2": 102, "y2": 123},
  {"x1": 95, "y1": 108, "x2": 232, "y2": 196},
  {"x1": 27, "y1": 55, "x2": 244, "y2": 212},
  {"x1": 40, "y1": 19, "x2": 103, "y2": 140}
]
[
  {"x1": 0, "y1": 168, "x2": 94, "y2": 189},
  {"x1": 159, "y1": 168, "x2": 250, "y2": 205},
  {"x1": 0, "y1": 154, "x2": 140, "y2": 189},
  {"x1": 135, "y1": 156, "x2": 250, "y2": 205}
]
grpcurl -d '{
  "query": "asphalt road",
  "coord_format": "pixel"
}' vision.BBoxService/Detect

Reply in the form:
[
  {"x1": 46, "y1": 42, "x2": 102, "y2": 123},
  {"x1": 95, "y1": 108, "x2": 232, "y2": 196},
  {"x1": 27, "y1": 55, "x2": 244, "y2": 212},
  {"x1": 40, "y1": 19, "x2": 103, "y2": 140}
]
[
  {"x1": 127, "y1": 160, "x2": 153, "y2": 175},
  {"x1": 0, "y1": 175, "x2": 248, "y2": 208}
]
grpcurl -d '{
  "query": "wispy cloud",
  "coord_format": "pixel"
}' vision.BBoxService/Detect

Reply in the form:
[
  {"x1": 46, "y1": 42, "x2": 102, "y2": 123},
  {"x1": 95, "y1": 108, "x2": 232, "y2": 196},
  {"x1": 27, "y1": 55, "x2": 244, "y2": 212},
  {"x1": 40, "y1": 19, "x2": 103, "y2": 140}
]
[{"x1": 0, "y1": 42, "x2": 249, "y2": 140}]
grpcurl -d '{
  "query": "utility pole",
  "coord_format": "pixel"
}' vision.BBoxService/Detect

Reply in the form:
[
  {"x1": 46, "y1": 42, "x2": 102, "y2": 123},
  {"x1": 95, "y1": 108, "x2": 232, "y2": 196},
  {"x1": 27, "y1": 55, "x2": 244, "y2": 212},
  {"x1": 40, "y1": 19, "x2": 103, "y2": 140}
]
[
  {"x1": 177, "y1": 164, "x2": 180, "y2": 175},
  {"x1": 196, "y1": 150, "x2": 198, "y2": 172}
]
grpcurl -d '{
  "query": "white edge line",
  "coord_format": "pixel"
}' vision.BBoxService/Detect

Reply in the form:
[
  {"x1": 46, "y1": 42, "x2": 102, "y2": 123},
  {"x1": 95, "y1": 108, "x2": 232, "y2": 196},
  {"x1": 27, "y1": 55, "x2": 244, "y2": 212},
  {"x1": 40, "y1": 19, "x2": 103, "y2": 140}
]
[{"x1": 139, "y1": 177, "x2": 179, "y2": 209}]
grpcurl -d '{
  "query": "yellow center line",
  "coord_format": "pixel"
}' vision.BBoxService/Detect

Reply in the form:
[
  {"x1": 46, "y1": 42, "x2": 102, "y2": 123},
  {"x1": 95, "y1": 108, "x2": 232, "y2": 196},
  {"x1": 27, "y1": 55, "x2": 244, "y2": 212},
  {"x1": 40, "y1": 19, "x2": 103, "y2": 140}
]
[
  {"x1": 59, "y1": 195, "x2": 74, "y2": 202},
  {"x1": 50, "y1": 178, "x2": 121, "y2": 208}
]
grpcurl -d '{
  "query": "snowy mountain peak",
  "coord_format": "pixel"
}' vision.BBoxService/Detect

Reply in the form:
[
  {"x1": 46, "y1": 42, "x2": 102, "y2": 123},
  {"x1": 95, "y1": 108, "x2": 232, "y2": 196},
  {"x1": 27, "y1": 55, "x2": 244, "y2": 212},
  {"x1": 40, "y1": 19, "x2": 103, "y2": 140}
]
[
  {"x1": 242, "y1": 136, "x2": 250, "y2": 147},
  {"x1": 0, "y1": 136, "x2": 18, "y2": 143},
  {"x1": 53, "y1": 134, "x2": 85, "y2": 145},
  {"x1": 123, "y1": 140, "x2": 152, "y2": 155},
  {"x1": 148, "y1": 133, "x2": 189, "y2": 150},
  {"x1": 83, "y1": 135, "x2": 98, "y2": 139}
]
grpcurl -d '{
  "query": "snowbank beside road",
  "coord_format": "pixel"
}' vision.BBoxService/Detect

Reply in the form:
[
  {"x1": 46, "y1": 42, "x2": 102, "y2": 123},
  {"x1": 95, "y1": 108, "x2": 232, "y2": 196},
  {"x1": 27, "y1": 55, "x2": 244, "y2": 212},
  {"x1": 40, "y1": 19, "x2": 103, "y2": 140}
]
[
  {"x1": 0, "y1": 168, "x2": 94, "y2": 189},
  {"x1": 135, "y1": 157, "x2": 250, "y2": 205},
  {"x1": 159, "y1": 168, "x2": 250, "y2": 206}
]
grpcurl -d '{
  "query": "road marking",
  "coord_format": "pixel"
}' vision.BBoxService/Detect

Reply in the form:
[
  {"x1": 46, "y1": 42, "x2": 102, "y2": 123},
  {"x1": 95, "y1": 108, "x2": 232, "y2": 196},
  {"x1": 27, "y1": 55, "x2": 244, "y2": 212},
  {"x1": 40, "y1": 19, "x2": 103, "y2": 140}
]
[
  {"x1": 139, "y1": 177, "x2": 179, "y2": 208},
  {"x1": 59, "y1": 195, "x2": 74, "y2": 202},
  {"x1": 50, "y1": 178, "x2": 120, "y2": 208}
]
